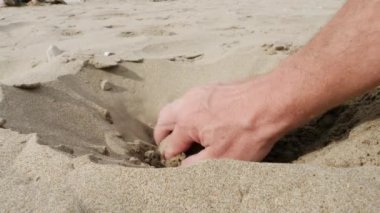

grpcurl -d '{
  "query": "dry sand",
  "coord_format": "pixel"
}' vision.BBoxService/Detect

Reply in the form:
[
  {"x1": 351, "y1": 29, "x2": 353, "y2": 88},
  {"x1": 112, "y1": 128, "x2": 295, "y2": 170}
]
[{"x1": 0, "y1": 0, "x2": 379, "y2": 212}]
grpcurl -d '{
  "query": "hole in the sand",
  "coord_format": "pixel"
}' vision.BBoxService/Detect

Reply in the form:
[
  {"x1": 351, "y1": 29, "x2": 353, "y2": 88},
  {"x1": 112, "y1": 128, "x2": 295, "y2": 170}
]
[
  {"x1": 2, "y1": 65, "x2": 378, "y2": 169},
  {"x1": 185, "y1": 142, "x2": 205, "y2": 156},
  {"x1": 264, "y1": 88, "x2": 380, "y2": 163}
]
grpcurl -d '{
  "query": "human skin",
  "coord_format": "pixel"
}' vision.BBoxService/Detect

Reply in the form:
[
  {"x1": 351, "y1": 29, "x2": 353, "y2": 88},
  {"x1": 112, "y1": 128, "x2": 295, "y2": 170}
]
[{"x1": 154, "y1": 0, "x2": 380, "y2": 166}]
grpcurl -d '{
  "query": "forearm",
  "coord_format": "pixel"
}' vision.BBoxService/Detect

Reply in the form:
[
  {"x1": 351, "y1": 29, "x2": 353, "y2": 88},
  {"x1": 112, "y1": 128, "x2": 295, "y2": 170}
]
[
  {"x1": 268, "y1": 0, "x2": 380, "y2": 127},
  {"x1": 155, "y1": 0, "x2": 380, "y2": 164}
]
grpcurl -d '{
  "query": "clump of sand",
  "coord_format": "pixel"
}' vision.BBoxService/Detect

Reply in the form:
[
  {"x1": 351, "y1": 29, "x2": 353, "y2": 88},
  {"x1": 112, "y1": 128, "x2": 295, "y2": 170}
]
[{"x1": 0, "y1": 0, "x2": 379, "y2": 212}]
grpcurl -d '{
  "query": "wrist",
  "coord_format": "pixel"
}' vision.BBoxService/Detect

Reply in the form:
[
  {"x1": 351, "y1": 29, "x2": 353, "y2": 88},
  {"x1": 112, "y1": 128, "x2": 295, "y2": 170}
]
[
  {"x1": 240, "y1": 73, "x2": 300, "y2": 145},
  {"x1": 265, "y1": 54, "x2": 332, "y2": 129}
]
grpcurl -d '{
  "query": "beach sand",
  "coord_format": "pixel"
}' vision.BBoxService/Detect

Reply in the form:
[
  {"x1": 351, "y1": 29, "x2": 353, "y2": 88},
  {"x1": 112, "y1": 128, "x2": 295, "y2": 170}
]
[{"x1": 0, "y1": 0, "x2": 379, "y2": 212}]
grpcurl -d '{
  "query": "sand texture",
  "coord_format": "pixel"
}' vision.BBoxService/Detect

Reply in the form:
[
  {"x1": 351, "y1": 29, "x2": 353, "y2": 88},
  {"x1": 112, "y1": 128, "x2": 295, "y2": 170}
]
[{"x1": 0, "y1": 0, "x2": 379, "y2": 212}]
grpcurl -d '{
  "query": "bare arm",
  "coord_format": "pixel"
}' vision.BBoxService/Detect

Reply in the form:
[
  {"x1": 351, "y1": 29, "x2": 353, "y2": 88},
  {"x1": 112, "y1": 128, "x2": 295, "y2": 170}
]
[
  {"x1": 275, "y1": 0, "x2": 380, "y2": 128},
  {"x1": 154, "y1": 0, "x2": 380, "y2": 166}
]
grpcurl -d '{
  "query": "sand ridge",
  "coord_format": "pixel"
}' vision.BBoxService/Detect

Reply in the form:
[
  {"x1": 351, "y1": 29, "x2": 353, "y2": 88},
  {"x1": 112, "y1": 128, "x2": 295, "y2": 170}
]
[{"x1": 0, "y1": 130, "x2": 379, "y2": 212}]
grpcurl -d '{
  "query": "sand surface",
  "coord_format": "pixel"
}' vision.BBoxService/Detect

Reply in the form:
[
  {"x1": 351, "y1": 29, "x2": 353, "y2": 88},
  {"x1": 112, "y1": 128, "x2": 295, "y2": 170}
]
[{"x1": 0, "y1": 0, "x2": 379, "y2": 212}]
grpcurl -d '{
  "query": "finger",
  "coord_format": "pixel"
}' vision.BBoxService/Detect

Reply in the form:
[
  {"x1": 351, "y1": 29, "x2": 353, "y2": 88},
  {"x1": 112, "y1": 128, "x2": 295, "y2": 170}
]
[
  {"x1": 154, "y1": 126, "x2": 172, "y2": 146},
  {"x1": 159, "y1": 128, "x2": 193, "y2": 159},
  {"x1": 154, "y1": 102, "x2": 178, "y2": 144},
  {"x1": 181, "y1": 146, "x2": 221, "y2": 167}
]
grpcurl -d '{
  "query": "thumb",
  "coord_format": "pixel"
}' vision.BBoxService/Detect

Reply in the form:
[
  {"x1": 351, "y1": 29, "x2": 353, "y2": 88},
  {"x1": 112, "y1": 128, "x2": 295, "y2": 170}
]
[{"x1": 159, "y1": 128, "x2": 193, "y2": 159}]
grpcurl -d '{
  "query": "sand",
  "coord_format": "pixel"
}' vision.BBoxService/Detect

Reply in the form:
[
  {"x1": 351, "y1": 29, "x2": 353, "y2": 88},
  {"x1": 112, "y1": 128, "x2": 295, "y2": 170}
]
[{"x1": 0, "y1": 0, "x2": 379, "y2": 212}]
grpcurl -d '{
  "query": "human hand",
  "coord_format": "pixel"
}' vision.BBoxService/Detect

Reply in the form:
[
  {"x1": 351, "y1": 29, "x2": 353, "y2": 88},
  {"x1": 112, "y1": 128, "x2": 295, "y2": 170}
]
[{"x1": 154, "y1": 74, "x2": 296, "y2": 166}]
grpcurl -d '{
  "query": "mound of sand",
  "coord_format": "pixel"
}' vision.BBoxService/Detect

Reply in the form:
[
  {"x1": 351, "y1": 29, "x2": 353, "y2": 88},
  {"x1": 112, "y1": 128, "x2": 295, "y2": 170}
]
[
  {"x1": 0, "y1": 130, "x2": 379, "y2": 212},
  {"x1": 0, "y1": 0, "x2": 379, "y2": 212}
]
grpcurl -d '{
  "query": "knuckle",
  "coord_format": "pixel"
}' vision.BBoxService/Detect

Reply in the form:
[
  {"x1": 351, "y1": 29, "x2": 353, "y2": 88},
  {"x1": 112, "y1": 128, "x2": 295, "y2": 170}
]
[{"x1": 159, "y1": 104, "x2": 171, "y2": 117}]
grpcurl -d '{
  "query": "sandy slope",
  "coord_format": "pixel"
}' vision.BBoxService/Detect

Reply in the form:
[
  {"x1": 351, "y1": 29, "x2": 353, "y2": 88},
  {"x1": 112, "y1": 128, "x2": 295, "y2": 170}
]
[
  {"x1": 0, "y1": 0, "x2": 379, "y2": 212},
  {"x1": 0, "y1": 130, "x2": 379, "y2": 212}
]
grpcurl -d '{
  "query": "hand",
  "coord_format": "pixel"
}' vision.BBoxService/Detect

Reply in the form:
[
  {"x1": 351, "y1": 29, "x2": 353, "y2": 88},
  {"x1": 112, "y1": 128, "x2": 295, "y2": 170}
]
[
  {"x1": 154, "y1": 74, "x2": 295, "y2": 166},
  {"x1": 158, "y1": 0, "x2": 380, "y2": 167}
]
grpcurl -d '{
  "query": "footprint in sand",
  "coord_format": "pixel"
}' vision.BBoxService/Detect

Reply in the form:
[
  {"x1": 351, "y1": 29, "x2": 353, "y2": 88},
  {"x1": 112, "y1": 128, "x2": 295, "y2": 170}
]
[
  {"x1": 119, "y1": 31, "x2": 137, "y2": 38},
  {"x1": 221, "y1": 40, "x2": 240, "y2": 49},
  {"x1": 119, "y1": 27, "x2": 176, "y2": 38},
  {"x1": 141, "y1": 27, "x2": 177, "y2": 36},
  {"x1": 94, "y1": 12, "x2": 129, "y2": 20},
  {"x1": 61, "y1": 29, "x2": 82, "y2": 37},
  {"x1": 169, "y1": 53, "x2": 203, "y2": 62},
  {"x1": 261, "y1": 42, "x2": 301, "y2": 55}
]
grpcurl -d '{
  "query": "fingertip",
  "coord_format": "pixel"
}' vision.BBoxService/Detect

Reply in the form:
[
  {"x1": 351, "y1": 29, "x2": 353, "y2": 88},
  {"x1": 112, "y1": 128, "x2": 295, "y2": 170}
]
[
  {"x1": 153, "y1": 127, "x2": 171, "y2": 145},
  {"x1": 154, "y1": 102, "x2": 178, "y2": 144},
  {"x1": 180, "y1": 157, "x2": 196, "y2": 167},
  {"x1": 181, "y1": 155, "x2": 204, "y2": 167},
  {"x1": 164, "y1": 140, "x2": 193, "y2": 160},
  {"x1": 159, "y1": 129, "x2": 193, "y2": 159}
]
